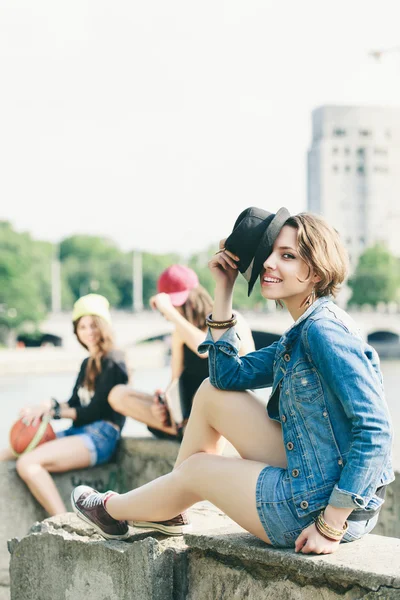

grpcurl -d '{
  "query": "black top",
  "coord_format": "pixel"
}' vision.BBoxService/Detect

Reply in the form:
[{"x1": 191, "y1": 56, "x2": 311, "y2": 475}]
[
  {"x1": 179, "y1": 344, "x2": 209, "y2": 419},
  {"x1": 67, "y1": 351, "x2": 128, "y2": 429}
]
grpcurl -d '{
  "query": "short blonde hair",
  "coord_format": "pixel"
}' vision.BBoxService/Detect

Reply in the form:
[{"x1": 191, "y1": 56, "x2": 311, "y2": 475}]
[{"x1": 285, "y1": 213, "x2": 349, "y2": 298}]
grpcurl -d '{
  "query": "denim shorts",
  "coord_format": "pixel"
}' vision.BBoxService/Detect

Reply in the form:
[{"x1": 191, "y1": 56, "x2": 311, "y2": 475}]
[
  {"x1": 56, "y1": 421, "x2": 120, "y2": 466},
  {"x1": 256, "y1": 465, "x2": 379, "y2": 548}
]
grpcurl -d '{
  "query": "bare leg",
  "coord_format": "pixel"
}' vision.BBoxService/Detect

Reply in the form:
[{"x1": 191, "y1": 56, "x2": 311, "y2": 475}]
[
  {"x1": 108, "y1": 385, "x2": 177, "y2": 436},
  {"x1": 175, "y1": 379, "x2": 286, "y2": 468},
  {"x1": 107, "y1": 452, "x2": 271, "y2": 543},
  {"x1": 106, "y1": 381, "x2": 287, "y2": 544},
  {"x1": 0, "y1": 448, "x2": 16, "y2": 461},
  {"x1": 16, "y1": 437, "x2": 92, "y2": 515}
]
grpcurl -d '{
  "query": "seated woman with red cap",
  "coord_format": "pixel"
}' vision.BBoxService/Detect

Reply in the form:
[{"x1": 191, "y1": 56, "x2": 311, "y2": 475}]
[
  {"x1": 0, "y1": 294, "x2": 128, "y2": 517},
  {"x1": 108, "y1": 264, "x2": 255, "y2": 440}
]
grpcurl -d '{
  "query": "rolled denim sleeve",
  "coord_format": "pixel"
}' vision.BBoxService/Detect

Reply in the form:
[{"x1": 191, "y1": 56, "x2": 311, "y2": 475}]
[
  {"x1": 198, "y1": 327, "x2": 277, "y2": 391},
  {"x1": 306, "y1": 318, "x2": 393, "y2": 509}
]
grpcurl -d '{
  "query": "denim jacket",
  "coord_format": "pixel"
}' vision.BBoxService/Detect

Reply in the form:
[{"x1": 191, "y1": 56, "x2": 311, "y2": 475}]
[{"x1": 199, "y1": 297, "x2": 394, "y2": 519}]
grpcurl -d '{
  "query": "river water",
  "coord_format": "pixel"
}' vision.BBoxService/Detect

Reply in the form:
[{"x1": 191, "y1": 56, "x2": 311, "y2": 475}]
[{"x1": 0, "y1": 361, "x2": 398, "y2": 469}]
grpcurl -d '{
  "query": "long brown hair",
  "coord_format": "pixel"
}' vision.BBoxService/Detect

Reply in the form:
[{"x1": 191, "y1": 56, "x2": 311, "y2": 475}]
[
  {"x1": 73, "y1": 315, "x2": 115, "y2": 391},
  {"x1": 180, "y1": 285, "x2": 213, "y2": 330}
]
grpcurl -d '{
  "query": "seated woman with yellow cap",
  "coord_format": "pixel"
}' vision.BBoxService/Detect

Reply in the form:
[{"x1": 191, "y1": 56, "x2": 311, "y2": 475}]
[{"x1": 0, "y1": 294, "x2": 128, "y2": 516}]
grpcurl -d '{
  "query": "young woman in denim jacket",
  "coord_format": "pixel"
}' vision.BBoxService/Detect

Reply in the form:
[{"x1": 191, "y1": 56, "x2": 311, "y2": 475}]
[{"x1": 71, "y1": 213, "x2": 394, "y2": 554}]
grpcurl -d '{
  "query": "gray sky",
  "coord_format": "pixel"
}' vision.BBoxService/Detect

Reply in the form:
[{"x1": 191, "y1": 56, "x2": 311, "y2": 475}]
[{"x1": 1, "y1": 0, "x2": 400, "y2": 253}]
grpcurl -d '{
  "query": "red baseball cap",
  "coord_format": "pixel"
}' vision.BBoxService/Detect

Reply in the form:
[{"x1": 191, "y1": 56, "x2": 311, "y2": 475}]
[{"x1": 157, "y1": 265, "x2": 199, "y2": 306}]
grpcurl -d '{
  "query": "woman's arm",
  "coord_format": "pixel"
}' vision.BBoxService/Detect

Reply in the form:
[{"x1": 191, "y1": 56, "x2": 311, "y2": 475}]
[
  {"x1": 151, "y1": 293, "x2": 209, "y2": 357},
  {"x1": 306, "y1": 317, "x2": 393, "y2": 508},
  {"x1": 198, "y1": 241, "x2": 276, "y2": 390},
  {"x1": 170, "y1": 330, "x2": 185, "y2": 380}
]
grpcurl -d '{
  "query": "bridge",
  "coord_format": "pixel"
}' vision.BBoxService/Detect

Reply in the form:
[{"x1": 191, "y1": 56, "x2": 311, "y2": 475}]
[{"x1": 41, "y1": 309, "x2": 400, "y2": 353}]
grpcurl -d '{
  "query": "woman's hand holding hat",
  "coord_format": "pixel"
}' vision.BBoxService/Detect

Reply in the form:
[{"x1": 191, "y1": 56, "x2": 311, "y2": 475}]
[{"x1": 208, "y1": 239, "x2": 240, "y2": 289}]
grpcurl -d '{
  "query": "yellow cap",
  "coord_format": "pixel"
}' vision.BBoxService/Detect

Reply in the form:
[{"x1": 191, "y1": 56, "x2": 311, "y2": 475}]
[{"x1": 72, "y1": 294, "x2": 111, "y2": 325}]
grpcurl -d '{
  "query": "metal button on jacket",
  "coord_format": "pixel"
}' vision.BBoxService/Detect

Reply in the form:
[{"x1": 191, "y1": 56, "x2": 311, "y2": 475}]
[
  {"x1": 284, "y1": 354, "x2": 291, "y2": 362},
  {"x1": 286, "y1": 442, "x2": 294, "y2": 451},
  {"x1": 281, "y1": 415, "x2": 287, "y2": 423},
  {"x1": 338, "y1": 458, "x2": 343, "y2": 465},
  {"x1": 292, "y1": 469, "x2": 300, "y2": 478},
  {"x1": 300, "y1": 500, "x2": 309, "y2": 509},
  {"x1": 323, "y1": 411, "x2": 328, "y2": 417}
]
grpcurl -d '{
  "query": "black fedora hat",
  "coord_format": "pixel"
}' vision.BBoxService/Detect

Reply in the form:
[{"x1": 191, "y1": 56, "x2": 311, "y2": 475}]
[{"x1": 225, "y1": 206, "x2": 291, "y2": 296}]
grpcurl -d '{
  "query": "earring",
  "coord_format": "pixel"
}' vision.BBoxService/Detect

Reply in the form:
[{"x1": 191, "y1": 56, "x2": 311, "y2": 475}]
[{"x1": 300, "y1": 287, "x2": 315, "y2": 309}]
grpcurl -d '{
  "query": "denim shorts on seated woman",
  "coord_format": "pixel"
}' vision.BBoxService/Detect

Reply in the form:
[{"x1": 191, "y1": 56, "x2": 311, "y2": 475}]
[
  {"x1": 56, "y1": 421, "x2": 120, "y2": 466},
  {"x1": 256, "y1": 465, "x2": 379, "y2": 548}
]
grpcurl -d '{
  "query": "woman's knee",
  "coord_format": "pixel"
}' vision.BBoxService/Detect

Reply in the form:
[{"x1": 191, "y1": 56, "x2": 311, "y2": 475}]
[
  {"x1": 175, "y1": 452, "x2": 208, "y2": 478},
  {"x1": 16, "y1": 454, "x2": 41, "y2": 480},
  {"x1": 108, "y1": 384, "x2": 129, "y2": 411},
  {"x1": 192, "y1": 378, "x2": 228, "y2": 414}
]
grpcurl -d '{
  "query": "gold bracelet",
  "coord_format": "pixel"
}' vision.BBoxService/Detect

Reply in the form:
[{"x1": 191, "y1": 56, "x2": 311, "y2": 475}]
[
  {"x1": 315, "y1": 512, "x2": 348, "y2": 541},
  {"x1": 317, "y1": 513, "x2": 348, "y2": 536},
  {"x1": 319, "y1": 512, "x2": 348, "y2": 535},
  {"x1": 315, "y1": 519, "x2": 342, "y2": 542}
]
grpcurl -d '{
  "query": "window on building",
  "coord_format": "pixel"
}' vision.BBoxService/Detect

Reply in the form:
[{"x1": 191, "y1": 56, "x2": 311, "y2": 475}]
[
  {"x1": 357, "y1": 165, "x2": 365, "y2": 174},
  {"x1": 346, "y1": 237, "x2": 352, "y2": 245},
  {"x1": 344, "y1": 147, "x2": 350, "y2": 154},
  {"x1": 359, "y1": 129, "x2": 371, "y2": 137},
  {"x1": 333, "y1": 128, "x2": 346, "y2": 136},
  {"x1": 345, "y1": 165, "x2": 351, "y2": 172},
  {"x1": 359, "y1": 236, "x2": 365, "y2": 244},
  {"x1": 332, "y1": 165, "x2": 339, "y2": 173},
  {"x1": 332, "y1": 147, "x2": 339, "y2": 154},
  {"x1": 357, "y1": 147, "x2": 365, "y2": 157},
  {"x1": 374, "y1": 148, "x2": 388, "y2": 155},
  {"x1": 385, "y1": 130, "x2": 391, "y2": 139},
  {"x1": 373, "y1": 166, "x2": 389, "y2": 173}
]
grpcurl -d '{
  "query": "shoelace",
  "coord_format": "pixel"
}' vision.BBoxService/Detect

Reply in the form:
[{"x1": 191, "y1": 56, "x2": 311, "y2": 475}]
[{"x1": 81, "y1": 493, "x2": 103, "y2": 509}]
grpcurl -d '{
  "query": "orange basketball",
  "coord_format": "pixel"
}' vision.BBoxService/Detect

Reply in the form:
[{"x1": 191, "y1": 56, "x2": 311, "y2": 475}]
[{"x1": 9, "y1": 417, "x2": 56, "y2": 456}]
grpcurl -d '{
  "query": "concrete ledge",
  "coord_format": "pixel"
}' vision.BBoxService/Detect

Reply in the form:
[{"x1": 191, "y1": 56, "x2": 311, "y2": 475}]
[
  {"x1": 1, "y1": 438, "x2": 399, "y2": 599},
  {"x1": 8, "y1": 509, "x2": 400, "y2": 600},
  {"x1": 186, "y1": 529, "x2": 400, "y2": 599}
]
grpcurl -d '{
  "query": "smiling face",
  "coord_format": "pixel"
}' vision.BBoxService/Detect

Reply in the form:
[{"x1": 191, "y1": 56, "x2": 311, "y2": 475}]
[
  {"x1": 259, "y1": 225, "x2": 320, "y2": 316},
  {"x1": 75, "y1": 315, "x2": 101, "y2": 351}
]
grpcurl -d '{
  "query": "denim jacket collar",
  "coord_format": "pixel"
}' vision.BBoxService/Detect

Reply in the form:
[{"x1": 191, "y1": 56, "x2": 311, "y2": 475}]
[{"x1": 278, "y1": 296, "x2": 331, "y2": 352}]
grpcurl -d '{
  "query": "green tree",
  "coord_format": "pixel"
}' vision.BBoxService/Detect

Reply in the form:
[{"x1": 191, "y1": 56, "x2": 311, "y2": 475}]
[
  {"x1": 60, "y1": 235, "x2": 125, "y2": 308},
  {"x1": 348, "y1": 244, "x2": 400, "y2": 307},
  {"x1": 0, "y1": 222, "x2": 50, "y2": 341}
]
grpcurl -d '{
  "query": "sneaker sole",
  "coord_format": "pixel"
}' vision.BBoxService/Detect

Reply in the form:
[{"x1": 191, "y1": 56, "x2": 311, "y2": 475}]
[
  {"x1": 70, "y1": 491, "x2": 131, "y2": 541},
  {"x1": 131, "y1": 520, "x2": 192, "y2": 536}
]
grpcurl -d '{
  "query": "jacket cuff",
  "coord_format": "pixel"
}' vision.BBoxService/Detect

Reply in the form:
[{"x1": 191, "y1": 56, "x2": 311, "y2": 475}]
[
  {"x1": 198, "y1": 327, "x2": 241, "y2": 356},
  {"x1": 328, "y1": 484, "x2": 367, "y2": 509}
]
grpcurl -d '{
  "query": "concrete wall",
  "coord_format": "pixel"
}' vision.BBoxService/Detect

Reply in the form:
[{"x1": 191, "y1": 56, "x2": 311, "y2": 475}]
[
  {"x1": 1, "y1": 438, "x2": 399, "y2": 599},
  {"x1": 8, "y1": 512, "x2": 400, "y2": 599}
]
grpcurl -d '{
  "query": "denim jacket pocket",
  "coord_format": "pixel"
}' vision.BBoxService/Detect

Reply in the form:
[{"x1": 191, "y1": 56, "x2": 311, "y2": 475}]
[{"x1": 293, "y1": 366, "x2": 323, "y2": 404}]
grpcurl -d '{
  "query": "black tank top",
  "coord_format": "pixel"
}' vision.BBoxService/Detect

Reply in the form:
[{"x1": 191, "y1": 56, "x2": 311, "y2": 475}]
[{"x1": 178, "y1": 344, "x2": 209, "y2": 419}]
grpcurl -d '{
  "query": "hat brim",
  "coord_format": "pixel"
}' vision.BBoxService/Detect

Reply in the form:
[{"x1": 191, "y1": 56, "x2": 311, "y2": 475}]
[
  {"x1": 247, "y1": 207, "x2": 291, "y2": 296},
  {"x1": 167, "y1": 290, "x2": 190, "y2": 307}
]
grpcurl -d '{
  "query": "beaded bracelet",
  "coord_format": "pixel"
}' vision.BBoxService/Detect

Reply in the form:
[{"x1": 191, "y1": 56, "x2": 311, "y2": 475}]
[{"x1": 205, "y1": 313, "x2": 237, "y2": 329}]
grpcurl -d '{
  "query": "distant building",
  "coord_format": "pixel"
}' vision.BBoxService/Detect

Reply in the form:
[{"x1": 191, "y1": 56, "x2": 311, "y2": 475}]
[{"x1": 307, "y1": 105, "x2": 400, "y2": 269}]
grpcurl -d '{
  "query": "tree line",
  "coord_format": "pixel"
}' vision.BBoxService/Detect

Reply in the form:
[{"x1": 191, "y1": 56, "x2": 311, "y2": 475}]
[{"x1": 1, "y1": 220, "x2": 400, "y2": 342}]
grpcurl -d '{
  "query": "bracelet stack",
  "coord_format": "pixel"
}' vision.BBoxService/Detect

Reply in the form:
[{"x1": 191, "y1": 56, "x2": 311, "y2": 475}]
[
  {"x1": 315, "y1": 511, "x2": 348, "y2": 542},
  {"x1": 205, "y1": 313, "x2": 237, "y2": 329}
]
